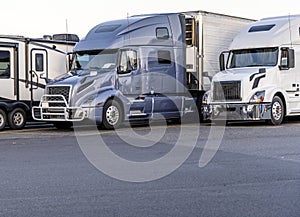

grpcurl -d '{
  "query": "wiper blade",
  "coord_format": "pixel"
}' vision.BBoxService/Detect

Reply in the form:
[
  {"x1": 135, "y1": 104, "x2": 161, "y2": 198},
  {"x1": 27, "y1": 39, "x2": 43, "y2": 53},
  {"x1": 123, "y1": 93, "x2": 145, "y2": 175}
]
[
  {"x1": 70, "y1": 70, "x2": 78, "y2": 75},
  {"x1": 89, "y1": 67, "x2": 102, "y2": 70}
]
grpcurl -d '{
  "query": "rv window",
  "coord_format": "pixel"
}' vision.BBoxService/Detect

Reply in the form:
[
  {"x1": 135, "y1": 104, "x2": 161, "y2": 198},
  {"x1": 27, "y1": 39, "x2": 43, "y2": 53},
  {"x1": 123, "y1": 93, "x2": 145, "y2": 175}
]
[
  {"x1": 35, "y1": 53, "x2": 44, "y2": 72},
  {"x1": 156, "y1": 28, "x2": 169, "y2": 40},
  {"x1": 0, "y1": 51, "x2": 10, "y2": 79},
  {"x1": 158, "y1": 50, "x2": 171, "y2": 65}
]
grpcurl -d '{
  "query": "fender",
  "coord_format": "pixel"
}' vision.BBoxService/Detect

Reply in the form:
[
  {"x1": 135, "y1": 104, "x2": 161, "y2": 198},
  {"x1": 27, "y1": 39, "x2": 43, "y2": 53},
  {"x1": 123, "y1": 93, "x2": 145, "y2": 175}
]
[
  {"x1": 95, "y1": 88, "x2": 130, "y2": 108},
  {"x1": 258, "y1": 86, "x2": 288, "y2": 115},
  {"x1": 264, "y1": 87, "x2": 288, "y2": 103},
  {"x1": 0, "y1": 101, "x2": 30, "y2": 113},
  {"x1": 80, "y1": 87, "x2": 131, "y2": 118}
]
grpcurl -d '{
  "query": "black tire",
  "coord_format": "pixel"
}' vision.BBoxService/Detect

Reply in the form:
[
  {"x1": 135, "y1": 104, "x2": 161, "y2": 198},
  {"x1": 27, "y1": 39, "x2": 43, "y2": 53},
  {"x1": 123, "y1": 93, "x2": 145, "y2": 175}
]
[
  {"x1": 102, "y1": 99, "x2": 123, "y2": 130},
  {"x1": 53, "y1": 122, "x2": 73, "y2": 130},
  {"x1": 0, "y1": 109, "x2": 7, "y2": 130},
  {"x1": 8, "y1": 108, "x2": 27, "y2": 130},
  {"x1": 269, "y1": 96, "x2": 284, "y2": 125}
]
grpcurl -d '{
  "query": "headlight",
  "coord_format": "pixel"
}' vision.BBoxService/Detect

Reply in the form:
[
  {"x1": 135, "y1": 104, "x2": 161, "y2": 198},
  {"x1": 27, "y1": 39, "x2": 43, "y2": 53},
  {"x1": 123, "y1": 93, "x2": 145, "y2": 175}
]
[{"x1": 250, "y1": 91, "x2": 265, "y2": 103}]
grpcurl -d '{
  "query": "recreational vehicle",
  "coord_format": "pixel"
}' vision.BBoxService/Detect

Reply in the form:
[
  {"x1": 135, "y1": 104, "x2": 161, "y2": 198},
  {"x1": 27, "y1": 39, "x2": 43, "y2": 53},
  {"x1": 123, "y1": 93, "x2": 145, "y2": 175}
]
[{"x1": 0, "y1": 34, "x2": 78, "y2": 130}]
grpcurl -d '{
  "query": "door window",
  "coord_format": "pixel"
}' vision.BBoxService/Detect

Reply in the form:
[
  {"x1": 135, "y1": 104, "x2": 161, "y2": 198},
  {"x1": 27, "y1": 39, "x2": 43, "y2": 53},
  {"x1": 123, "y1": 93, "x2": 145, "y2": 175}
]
[
  {"x1": 35, "y1": 53, "x2": 44, "y2": 72},
  {"x1": 118, "y1": 50, "x2": 137, "y2": 74}
]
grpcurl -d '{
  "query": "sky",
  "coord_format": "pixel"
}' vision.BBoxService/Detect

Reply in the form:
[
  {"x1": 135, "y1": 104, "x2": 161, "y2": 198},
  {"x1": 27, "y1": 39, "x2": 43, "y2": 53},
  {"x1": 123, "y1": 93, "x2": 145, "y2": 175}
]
[{"x1": 1, "y1": 0, "x2": 299, "y2": 39}]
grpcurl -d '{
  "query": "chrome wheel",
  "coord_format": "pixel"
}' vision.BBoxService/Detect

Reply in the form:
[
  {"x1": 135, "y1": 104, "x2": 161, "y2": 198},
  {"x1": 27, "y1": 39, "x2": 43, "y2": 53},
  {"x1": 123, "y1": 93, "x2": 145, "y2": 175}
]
[
  {"x1": 271, "y1": 101, "x2": 282, "y2": 121},
  {"x1": 8, "y1": 108, "x2": 27, "y2": 130},
  {"x1": 0, "y1": 109, "x2": 6, "y2": 130},
  {"x1": 13, "y1": 112, "x2": 24, "y2": 126},
  {"x1": 102, "y1": 99, "x2": 123, "y2": 130},
  {"x1": 106, "y1": 105, "x2": 120, "y2": 126},
  {"x1": 269, "y1": 96, "x2": 284, "y2": 125}
]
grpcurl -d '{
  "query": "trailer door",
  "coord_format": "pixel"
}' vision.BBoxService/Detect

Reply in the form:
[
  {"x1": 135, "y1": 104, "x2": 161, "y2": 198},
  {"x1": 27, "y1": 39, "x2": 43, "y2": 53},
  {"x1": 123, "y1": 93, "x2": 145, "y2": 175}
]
[
  {"x1": 30, "y1": 49, "x2": 48, "y2": 103},
  {"x1": 0, "y1": 47, "x2": 17, "y2": 101}
]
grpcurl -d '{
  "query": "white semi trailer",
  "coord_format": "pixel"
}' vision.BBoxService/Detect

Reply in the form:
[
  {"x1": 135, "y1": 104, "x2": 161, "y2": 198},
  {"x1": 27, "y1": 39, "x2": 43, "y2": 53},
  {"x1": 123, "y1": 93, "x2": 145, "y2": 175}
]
[
  {"x1": 203, "y1": 14, "x2": 300, "y2": 125},
  {"x1": 0, "y1": 34, "x2": 78, "y2": 130}
]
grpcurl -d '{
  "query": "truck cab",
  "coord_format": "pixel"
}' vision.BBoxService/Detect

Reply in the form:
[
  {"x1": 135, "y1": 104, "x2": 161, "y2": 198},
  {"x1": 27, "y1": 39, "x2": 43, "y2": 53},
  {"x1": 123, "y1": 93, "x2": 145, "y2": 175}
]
[{"x1": 203, "y1": 15, "x2": 300, "y2": 125}]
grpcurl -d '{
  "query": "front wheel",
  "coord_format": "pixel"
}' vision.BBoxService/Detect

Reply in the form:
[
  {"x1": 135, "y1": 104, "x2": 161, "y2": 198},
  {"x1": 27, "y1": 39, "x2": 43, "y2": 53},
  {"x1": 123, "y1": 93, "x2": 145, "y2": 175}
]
[
  {"x1": 8, "y1": 108, "x2": 27, "y2": 130},
  {"x1": 269, "y1": 96, "x2": 284, "y2": 125},
  {"x1": 102, "y1": 99, "x2": 123, "y2": 130}
]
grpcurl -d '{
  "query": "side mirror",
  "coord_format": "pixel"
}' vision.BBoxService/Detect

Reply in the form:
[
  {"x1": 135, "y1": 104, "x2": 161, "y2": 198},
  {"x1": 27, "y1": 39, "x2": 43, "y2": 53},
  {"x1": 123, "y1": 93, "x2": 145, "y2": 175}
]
[
  {"x1": 288, "y1": 49, "x2": 295, "y2": 68},
  {"x1": 40, "y1": 73, "x2": 51, "y2": 83},
  {"x1": 203, "y1": 71, "x2": 212, "y2": 82},
  {"x1": 117, "y1": 66, "x2": 131, "y2": 74},
  {"x1": 67, "y1": 52, "x2": 74, "y2": 70},
  {"x1": 40, "y1": 73, "x2": 46, "y2": 79},
  {"x1": 117, "y1": 63, "x2": 132, "y2": 74},
  {"x1": 279, "y1": 48, "x2": 295, "y2": 70},
  {"x1": 219, "y1": 51, "x2": 229, "y2": 71}
]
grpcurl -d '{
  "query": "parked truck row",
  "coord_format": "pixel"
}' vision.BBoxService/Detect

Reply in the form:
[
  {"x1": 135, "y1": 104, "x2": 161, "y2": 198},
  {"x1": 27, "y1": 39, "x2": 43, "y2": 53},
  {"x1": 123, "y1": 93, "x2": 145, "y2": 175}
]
[
  {"x1": 2, "y1": 11, "x2": 299, "y2": 130},
  {"x1": 31, "y1": 11, "x2": 254, "y2": 129}
]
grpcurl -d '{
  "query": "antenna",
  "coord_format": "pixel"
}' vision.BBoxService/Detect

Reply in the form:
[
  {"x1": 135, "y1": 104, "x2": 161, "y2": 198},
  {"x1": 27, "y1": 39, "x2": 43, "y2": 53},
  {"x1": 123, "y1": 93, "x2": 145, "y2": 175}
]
[
  {"x1": 65, "y1": 19, "x2": 70, "y2": 62},
  {"x1": 66, "y1": 19, "x2": 69, "y2": 35},
  {"x1": 288, "y1": 14, "x2": 293, "y2": 48},
  {"x1": 126, "y1": 12, "x2": 131, "y2": 42}
]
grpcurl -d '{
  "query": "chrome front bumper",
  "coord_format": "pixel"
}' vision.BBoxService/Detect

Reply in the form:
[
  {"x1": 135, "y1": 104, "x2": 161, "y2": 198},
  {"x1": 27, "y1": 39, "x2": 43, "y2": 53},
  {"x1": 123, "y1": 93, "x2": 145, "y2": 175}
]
[
  {"x1": 202, "y1": 102, "x2": 271, "y2": 121},
  {"x1": 32, "y1": 94, "x2": 85, "y2": 122}
]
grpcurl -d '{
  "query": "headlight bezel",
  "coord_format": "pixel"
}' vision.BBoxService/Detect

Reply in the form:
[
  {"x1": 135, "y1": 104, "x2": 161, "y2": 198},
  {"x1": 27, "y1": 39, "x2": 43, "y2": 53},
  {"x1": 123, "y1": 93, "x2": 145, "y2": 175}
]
[{"x1": 250, "y1": 90, "x2": 265, "y2": 103}]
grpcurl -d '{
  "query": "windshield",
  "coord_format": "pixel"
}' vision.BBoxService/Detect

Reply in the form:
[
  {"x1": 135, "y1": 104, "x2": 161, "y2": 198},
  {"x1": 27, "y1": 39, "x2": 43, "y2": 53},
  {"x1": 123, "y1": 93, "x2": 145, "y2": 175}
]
[
  {"x1": 71, "y1": 49, "x2": 118, "y2": 74},
  {"x1": 227, "y1": 47, "x2": 279, "y2": 69}
]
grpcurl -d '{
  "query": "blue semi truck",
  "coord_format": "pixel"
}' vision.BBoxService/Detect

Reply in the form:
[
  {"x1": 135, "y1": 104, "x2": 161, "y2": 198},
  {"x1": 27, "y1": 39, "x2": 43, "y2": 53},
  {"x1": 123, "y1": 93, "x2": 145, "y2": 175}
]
[{"x1": 32, "y1": 11, "x2": 253, "y2": 129}]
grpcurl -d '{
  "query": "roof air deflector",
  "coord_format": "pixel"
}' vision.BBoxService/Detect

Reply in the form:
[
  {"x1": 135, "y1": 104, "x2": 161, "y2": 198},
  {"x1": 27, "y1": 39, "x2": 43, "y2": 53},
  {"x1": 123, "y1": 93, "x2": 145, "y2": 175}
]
[
  {"x1": 248, "y1": 24, "x2": 275, "y2": 32},
  {"x1": 95, "y1": 25, "x2": 122, "y2": 33}
]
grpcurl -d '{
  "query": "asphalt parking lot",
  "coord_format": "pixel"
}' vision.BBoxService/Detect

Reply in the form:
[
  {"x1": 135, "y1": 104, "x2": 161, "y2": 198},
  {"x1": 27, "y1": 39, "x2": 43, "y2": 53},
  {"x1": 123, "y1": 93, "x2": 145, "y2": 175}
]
[{"x1": 0, "y1": 120, "x2": 300, "y2": 217}]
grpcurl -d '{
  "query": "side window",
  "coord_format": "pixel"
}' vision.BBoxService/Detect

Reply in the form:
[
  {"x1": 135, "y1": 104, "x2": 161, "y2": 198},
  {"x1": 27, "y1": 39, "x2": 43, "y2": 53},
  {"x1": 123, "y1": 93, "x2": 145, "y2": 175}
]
[
  {"x1": 148, "y1": 50, "x2": 172, "y2": 69},
  {"x1": 158, "y1": 50, "x2": 171, "y2": 65},
  {"x1": 118, "y1": 50, "x2": 137, "y2": 74},
  {"x1": 0, "y1": 51, "x2": 11, "y2": 79},
  {"x1": 35, "y1": 53, "x2": 44, "y2": 72},
  {"x1": 156, "y1": 27, "x2": 169, "y2": 40}
]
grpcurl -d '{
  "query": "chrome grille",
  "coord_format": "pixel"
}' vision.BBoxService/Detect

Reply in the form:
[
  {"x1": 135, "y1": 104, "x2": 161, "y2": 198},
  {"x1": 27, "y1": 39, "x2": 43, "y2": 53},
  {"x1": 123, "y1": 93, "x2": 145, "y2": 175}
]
[
  {"x1": 213, "y1": 81, "x2": 241, "y2": 101},
  {"x1": 47, "y1": 86, "x2": 71, "y2": 103}
]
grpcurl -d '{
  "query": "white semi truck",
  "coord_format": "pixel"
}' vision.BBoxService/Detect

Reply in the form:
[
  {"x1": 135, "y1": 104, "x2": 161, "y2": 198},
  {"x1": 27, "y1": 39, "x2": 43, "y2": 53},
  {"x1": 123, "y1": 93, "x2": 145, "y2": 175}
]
[
  {"x1": 203, "y1": 14, "x2": 300, "y2": 125},
  {"x1": 32, "y1": 11, "x2": 254, "y2": 129},
  {"x1": 0, "y1": 34, "x2": 78, "y2": 130}
]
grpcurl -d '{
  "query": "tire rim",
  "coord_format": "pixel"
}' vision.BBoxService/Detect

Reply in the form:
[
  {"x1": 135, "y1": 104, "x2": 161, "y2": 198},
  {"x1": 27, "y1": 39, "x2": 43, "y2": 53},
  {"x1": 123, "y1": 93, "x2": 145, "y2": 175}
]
[
  {"x1": 0, "y1": 114, "x2": 4, "y2": 128},
  {"x1": 272, "y1": 101, "x2": 282, "y2": 121},
  {"x1": 106, "y1": 105, "x2": 120, "y2": 126},
  {"x1": 13, "y1": 112, "x2": 24, "y2": 126}
]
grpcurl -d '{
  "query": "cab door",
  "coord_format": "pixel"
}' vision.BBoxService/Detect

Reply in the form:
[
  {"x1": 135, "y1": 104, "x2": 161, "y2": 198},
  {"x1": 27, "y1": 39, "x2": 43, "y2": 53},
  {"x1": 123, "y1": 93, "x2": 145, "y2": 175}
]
[
  {"x1": 0, "y1": 46, "x2": 16, "y2": 101},
  {"x1": 117, "y1": 49, "x2": 141, "y2": 96}
]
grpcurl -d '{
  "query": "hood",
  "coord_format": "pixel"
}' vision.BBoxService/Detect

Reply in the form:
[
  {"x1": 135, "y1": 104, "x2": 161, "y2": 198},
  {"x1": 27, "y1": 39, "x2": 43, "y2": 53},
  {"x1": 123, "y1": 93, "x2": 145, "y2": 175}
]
[
  {"x1": 212, "y1": 67, "x2": 271, "y2": 82},
  {"x1": 47, "y1": 70, "x2": 116, "y2": 106}
]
